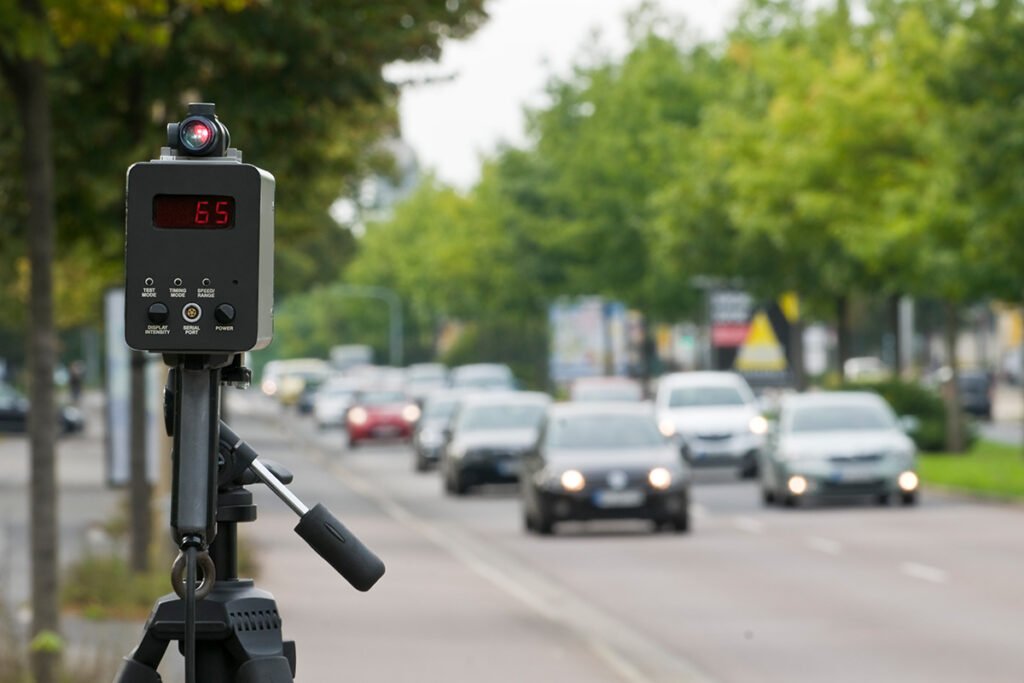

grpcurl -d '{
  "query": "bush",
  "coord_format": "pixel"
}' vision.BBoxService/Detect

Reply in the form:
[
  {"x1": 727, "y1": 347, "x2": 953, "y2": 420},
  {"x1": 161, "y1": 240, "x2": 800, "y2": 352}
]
[
  {"x1": 834, "y1": 379, "x2": 975, "y2": 452},
  {"x1": 62, "y1": 555, "x2": 170, "y2": 621}
]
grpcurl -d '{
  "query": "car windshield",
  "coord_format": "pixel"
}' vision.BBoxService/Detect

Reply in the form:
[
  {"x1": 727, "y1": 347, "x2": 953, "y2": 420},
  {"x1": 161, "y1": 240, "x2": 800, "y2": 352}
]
[
  {"x1": 423, "y1": 397, "x2": 460, "y2": 419},
  {"x1": 573, "y1": 385, "x2": 642, "y2": 402},
  {"x1": 668, "y1": 386, "x2": 745, "y2": 408},
  {"x1": 458, "y1": 404, "x2": 545, "y2": 431},
  {"x1": 546, "y1": 413, "x2": 665, "y2": 449},
  {"x1": 322, "y1": 387, "x2": 355, "y2": 400},
  {"x1": 360, "y1": 391, "x2": 406, "y2": 406},
  {"x1": 788, "y1": 403, "x2": 896, "y2": 432}
]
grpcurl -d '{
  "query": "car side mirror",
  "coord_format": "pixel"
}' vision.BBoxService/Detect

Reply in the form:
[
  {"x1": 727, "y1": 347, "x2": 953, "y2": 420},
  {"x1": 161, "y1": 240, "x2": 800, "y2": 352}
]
[{"x1": 899, "y1": 415, "x2": 920, "y2": 434}]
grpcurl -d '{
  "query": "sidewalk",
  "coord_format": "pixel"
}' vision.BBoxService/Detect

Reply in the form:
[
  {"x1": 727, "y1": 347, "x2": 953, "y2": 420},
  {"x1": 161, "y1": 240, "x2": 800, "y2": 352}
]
[
  {"x1": 0, "y1": 390, "x2": 141, "y2": 676},
  {"x1": 993, "y1": 382, "x2": 1024, "y2": 422}
]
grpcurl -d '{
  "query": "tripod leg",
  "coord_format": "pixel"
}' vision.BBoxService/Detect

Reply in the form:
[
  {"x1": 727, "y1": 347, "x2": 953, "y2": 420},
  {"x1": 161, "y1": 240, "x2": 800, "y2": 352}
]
[
  {"x1": 235, "y1": 656, "x2": 294, "y2": 683},
  {"x1": 112, "y1": 658, "x2": 163, "y2": 683}
]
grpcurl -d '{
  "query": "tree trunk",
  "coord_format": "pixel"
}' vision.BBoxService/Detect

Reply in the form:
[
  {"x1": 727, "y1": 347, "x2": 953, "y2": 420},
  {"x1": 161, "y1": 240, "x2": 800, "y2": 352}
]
[
  {"x1": 789, "y1": 297, "x2": 806, "y2": 391},
  {"x1": 836, "y1": 295, "x2": 851, "y2": 379},
  {"x1": 1, "y1": 45, "x2": 61, "y2": 683},
  {"x1": 129, "y1": 351, "x2": 152, "y2": 573},
  {"x1": 943, "y1": 300, "x2": 965, "y2": 453}
]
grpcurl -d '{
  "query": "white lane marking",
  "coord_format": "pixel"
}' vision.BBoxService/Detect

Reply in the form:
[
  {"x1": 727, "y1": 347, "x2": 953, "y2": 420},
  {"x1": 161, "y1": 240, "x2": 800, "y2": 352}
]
[
  {"x1": 689, "y1": 503, "x2": 708, "y2": 521},
  {"x1": 900, "y1": 562, "x2": 949, "y2": 584},
  {"x1": 805, "y1": 536, "x2": 842, "y2": 556},
  {"x1": 732, "y1": 516, "x2": 764, "y2": 534}
]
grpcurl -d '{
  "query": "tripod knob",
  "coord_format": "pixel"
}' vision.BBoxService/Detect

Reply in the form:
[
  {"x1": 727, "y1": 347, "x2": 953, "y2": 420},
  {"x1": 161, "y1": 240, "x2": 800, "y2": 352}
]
[{"x1": 295, "y1": 504, "x2": 385, "y2": 591}]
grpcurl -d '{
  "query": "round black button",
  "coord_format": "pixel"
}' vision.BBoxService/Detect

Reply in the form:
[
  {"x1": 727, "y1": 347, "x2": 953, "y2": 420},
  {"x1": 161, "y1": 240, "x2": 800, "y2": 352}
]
[
  {"x1": 147, "y1": 302, "x2": 169, "y2": 324},
  {"x1": 214, "y1": 303, "x2": 236, "y2": 325}
]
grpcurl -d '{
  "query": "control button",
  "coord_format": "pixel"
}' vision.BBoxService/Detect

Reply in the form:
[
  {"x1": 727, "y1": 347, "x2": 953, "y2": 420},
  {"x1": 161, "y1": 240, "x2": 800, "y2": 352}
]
[
  {"x1": 173, "y1": 277, "x2": 183, "y2": 287},
  {"x1": 182, "y1": 303, "x2": 203, "y2": 323},
  {"x1": 147, "y1": 302, "x2": 169, "y2": 324},
  {"x1": 202, "y1": 278, "x2": 212, "y2": 287},
  {"x1": 144, "y1": 277, "x2": 154, "y2": 287},
  {"x1": 214, "y1": 303, "x2": 236, "y2": 325}
]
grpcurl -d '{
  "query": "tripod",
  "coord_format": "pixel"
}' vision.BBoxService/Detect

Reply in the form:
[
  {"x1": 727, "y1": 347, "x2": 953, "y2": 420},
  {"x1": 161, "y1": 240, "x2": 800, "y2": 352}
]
[{"x1": 115, "y1": 356, "x2": 384, "y2": 682}]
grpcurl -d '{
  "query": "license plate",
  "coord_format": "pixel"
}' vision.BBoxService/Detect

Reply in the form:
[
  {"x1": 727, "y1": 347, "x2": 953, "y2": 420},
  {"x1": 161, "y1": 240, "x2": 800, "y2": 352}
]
[
  {"x1": 373, "y1": 425, "x2": 400, "y2": 437},
  {"x1": 832, "y1": 465, "x2": 877, "y2": 482},
  {"x1": 594, "y1": 490, "x2": 644, "y2": 508}
]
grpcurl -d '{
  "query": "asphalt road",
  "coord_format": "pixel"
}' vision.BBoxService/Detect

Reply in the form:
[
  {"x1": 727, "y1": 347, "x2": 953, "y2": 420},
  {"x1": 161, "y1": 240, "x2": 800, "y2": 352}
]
[{"x1": 226, "y1": 391, "x2": 1024, "y2": 683}]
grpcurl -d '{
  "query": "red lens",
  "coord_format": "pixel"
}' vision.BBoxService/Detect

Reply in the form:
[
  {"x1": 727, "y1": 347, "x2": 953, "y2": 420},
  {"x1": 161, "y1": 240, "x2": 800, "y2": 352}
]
[{"x1": 181, "y1": 120, "x2": 213, "y2": 151}]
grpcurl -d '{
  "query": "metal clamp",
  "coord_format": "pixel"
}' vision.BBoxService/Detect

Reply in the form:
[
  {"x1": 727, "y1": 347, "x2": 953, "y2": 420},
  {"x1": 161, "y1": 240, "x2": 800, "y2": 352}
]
[{"x1": 171, "y1": 550, "x2": 216, "y2": 600}]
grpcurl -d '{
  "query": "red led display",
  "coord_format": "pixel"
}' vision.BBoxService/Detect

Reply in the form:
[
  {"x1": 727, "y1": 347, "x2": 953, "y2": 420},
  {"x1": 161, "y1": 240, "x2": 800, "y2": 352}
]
[{"x1": 153, "y1": 195, "x2": 235, "y2": 229}]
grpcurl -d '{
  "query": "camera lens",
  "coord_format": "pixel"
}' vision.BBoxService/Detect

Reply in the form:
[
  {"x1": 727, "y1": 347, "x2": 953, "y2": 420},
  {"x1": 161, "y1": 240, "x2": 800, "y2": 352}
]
[{"x1": 180, "y1": 118, "x2": 215, "y2": 153}]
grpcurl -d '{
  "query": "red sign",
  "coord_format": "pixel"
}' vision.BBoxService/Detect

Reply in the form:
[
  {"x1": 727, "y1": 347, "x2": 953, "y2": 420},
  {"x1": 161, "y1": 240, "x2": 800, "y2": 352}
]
[{"x1": 712, "y1": 323, "x2": 750, "y2": 348}]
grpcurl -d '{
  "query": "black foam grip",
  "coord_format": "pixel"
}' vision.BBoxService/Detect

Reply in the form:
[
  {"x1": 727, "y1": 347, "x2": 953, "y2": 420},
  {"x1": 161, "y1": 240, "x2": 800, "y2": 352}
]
[{"x1": 294, "y1": 503, "x2": 385, "y2": 592}]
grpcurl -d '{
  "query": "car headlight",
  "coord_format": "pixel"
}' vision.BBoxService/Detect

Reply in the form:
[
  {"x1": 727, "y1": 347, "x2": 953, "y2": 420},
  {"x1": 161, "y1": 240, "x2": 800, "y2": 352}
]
[
  {"x1": 402, "y1": 404, "x2": 421, "y2": 423},
  {"x1": 898, "y1": 471, "x2": 919, "y2": 492},
  {"x1": 787, "y1": 475, "x2": 808, "y2": 495},
  {"x1": 749, "y1": 415, "x2": 768, "y2": 435},
  {"x1": 448, "y1": 443, "x2": 467, "y2": 459},
  {"x1": 658, "y1": 418, "x2": 676, "y2": 438},
  {"x1": 348, "y1": 407, "x2": 368, "y2": 426},
  {"x1": 560, "y1": 469, "x2": 586, "y2": 492},
  {"x1": 648, "y1": 467, "x2": 672, "y2": 490},
  {"x1": 262, "y1": 380, "x2": 278, "y2": 396}
]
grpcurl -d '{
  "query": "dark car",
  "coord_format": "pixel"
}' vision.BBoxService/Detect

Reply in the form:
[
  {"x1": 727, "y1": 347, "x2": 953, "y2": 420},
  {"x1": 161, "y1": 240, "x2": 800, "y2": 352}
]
[
  {"x1": 0, "y1": 382, "x2": 84, "y2": 435},
  {"x1": 345, "y1": 390, "x2": 420, "y2": 447},
  {"x1": 520, "y1": 403, "x2": 691, "y2": 535},
  {"x1": 411, "y1": 389, "x2": 465, "y2": 472},
  {"x1": 958, "y1": 370, "x2": 993, "y2": 419},
  {"x1": 440, "y1": 391, "x2": 550, "y2": 495}
]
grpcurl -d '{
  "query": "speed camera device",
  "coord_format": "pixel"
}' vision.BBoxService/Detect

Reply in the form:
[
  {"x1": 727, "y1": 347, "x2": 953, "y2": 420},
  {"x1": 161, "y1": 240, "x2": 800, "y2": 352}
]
[{"x1": 124, "y1": 103, "x2": 274, "y2": 354}]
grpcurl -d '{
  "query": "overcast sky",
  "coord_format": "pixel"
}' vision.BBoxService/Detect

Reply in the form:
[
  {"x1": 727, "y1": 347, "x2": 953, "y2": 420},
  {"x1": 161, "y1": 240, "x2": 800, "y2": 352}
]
[{"x1": 385, "y1": 0, "x2": 744, "y2": 189}]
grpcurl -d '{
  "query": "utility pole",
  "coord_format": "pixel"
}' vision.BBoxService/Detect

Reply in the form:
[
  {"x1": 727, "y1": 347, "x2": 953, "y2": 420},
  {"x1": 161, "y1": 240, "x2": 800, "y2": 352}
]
[{"x1": 333, "y1": 285, "x2": 403, "y2": 366}]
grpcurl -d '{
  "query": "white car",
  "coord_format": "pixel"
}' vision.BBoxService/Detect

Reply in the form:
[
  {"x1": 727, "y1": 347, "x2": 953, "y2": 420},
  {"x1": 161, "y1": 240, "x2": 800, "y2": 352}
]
[
  {"x1": 312, "y1": 378, "x2": 362, "y2": 429},
  {"x1": 654, "y1": 372, "x2": 766, "y2": 478}
]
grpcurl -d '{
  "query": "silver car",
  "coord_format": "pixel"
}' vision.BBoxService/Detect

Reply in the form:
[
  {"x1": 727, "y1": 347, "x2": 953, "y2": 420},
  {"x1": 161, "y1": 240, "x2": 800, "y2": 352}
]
[{"x1": 759, "y1": 391, "x2": 919, "y2": 507}]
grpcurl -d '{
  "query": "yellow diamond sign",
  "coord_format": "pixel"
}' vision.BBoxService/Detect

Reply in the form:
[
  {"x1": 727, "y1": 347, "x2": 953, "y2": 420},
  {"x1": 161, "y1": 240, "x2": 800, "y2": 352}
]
[{"x1": 734, "y1": 311, "x2": 787, "y2": 372}]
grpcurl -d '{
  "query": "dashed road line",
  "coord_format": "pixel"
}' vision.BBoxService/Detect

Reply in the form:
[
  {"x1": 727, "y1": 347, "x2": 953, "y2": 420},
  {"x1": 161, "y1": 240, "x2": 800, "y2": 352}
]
[
  {"x1": 900, "y1": 562, "x2": 949, "y2": 584},
  {"x1": 804, "y1": 536, "x2": 842, "y2": 556},
  {"x1": 732, "y1": 516, "x2": 764, "y2": 534}
]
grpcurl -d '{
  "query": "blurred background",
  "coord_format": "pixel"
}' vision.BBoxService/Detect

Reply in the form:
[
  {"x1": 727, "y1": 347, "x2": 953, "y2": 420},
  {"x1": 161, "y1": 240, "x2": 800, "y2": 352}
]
[{"x1": 2, "y1": 1, "x2": 1024, "y2": 682}]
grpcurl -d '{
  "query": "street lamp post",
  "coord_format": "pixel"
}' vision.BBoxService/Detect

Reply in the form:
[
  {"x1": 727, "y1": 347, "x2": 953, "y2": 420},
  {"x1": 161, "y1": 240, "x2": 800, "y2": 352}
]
[{"x1": 333, "y1": 284, "x2": 403, "y2": 366}]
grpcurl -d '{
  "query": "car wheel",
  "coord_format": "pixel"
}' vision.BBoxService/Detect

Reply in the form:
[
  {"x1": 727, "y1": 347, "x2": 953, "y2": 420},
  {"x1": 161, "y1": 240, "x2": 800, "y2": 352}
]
[
  {"x1": 414, "y1": 453, "x2": 429, "y2": 473},
  {"x1": 738, "y1": 455, "x2": 759, "y2": 480},
  {"x1": 876, "y1": 493, "x2": 890, "y2": 506},
  {"x1": 523, "y1": 510, "x2": 536, "y2": 533},
  {"x1": 762, "y1": 488, "x2": 775, "y2": 506},
  {"x1": 670, "y1": 511, "x2": 690, "y2": 534},
  {"x1": 901, "y1": 492, "x2": 918, "y2": 506},
  {"x1": 535, "y1": 513, "x2": 554, "y2": 535},
  {"x1": 782, "y1": 495, "x2": 799, "y2": 508},
  {"x1": 445, "y1": 471, "x2": 468, "y2": 496}
]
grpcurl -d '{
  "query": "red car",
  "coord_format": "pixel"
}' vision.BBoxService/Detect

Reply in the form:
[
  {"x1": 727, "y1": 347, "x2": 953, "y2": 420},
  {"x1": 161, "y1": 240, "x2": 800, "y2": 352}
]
[{"x1": 345, "y1": 390, "x2": 421, "y2": 446}]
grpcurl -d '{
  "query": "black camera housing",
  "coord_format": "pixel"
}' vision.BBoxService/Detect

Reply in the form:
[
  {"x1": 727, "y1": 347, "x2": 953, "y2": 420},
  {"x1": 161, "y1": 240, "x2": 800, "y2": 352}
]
[{"x1": 125, "y1": 153, "x2": 274, "y2": 354}]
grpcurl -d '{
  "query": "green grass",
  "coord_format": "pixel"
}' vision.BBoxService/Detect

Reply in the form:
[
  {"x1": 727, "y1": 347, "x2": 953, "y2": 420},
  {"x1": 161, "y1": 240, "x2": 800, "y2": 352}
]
[{"x1": 919, "y1": 440, "x2": 1024, "y2": 500}]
